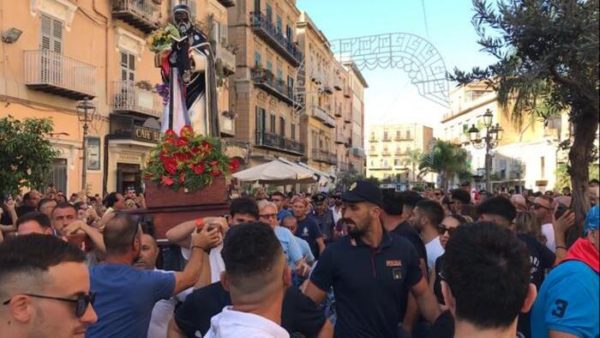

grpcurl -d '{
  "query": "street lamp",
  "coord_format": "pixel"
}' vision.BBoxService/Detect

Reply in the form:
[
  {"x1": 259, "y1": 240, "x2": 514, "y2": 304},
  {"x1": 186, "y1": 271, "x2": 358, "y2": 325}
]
[
  {"x1": 76, "y1": 97, "x2": 96, "y2": 194},
  {"x1": 468, "y1": 109, "x2": 503, "y2": 192}
]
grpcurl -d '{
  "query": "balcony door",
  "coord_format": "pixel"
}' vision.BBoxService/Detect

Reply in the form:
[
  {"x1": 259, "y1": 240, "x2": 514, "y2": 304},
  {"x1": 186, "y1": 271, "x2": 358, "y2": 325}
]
[
  {"x1": 256, "y1": 107, "x2": 266, "y2": 144},
  {"x1": 117, "y1": 51, "x2": 136, "y2": 110},
  {"x1": 40, "y1": 14, "x2": 63, "y2": 85}
]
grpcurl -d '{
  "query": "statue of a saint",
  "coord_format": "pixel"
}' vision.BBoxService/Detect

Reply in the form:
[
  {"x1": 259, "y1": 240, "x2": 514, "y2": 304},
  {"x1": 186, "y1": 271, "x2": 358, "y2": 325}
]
[{"x1": 156, "y1": 4, "x2": 219, "y2": 136}]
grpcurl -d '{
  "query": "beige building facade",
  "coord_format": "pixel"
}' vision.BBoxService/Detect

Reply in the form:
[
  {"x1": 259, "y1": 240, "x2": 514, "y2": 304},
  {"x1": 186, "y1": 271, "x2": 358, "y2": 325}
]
[
  {"x1": 442, "y1": 82, "x2": 568, "y2": 191},
  {"x1": 228, "y1": 0, "x2": 305, "y2": 167},
  {"x1": 296, "y1": 11, "x2": 337, "y2": 173},
  {"x1": 0, "y1": 0, "x2": 236, "y2": 196},
  {"x1": 345, "y1": 61, "x2": 368, "y2": 175},
  {"x1": 367, "y1": 123, "x2": 433, "y2": 183}
]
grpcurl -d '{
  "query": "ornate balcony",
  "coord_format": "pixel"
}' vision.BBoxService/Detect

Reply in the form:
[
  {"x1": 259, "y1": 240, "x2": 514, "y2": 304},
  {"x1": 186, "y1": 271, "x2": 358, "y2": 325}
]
[
  {"x1": 312, "y1": 149, "x2": 337, "y2": 165},
  {"x1": 216, "y1": 42, "x2": 236, "y2": 75},
  {"x1": 112, "y1": 81, "x2": 163, "y2": 118},
  {"x1": 311, "y1": 105, "x2": 336, "y2": 128},
  {"x1": 216, "y1": 0, "x2": 236, "y2": 8},
  {"x1": 251, "y1": 67, "x2": 295, "y2": 106},
  {"x1": 250, "y1": 12, "x2": 302, "y2": 66},
  {"x1": 255, "y1": 130, "x2": 304, "y2": 156},
  {"x1": 112, "y1": 0, "x2": 160, "y2": 34},
  {"x1": 24, "y1": 49, "x2": 96, "y2": 100}
]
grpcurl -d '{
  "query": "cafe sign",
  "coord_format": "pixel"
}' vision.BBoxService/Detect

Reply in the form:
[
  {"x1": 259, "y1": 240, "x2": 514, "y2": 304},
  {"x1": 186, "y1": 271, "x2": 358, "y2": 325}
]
[{"x1": 134, "y1": 126, "x2": 161, "y2": 143}]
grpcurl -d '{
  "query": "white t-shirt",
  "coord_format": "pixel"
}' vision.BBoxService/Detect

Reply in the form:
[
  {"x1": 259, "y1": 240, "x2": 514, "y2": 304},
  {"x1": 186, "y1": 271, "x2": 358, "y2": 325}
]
[
  {"x1": 204, "y1": 306, "x2": 289, "y2": 338},
  {"x1": 541, "y1": 223, "x2": 556, "y2": 253},
  {"x1": 425, "y1": 236, "x2": 445, "y2": 270},
  {"x1": 330, "y1": 206, "x2": 343, "y2": 225},
  {"x1": 148, "y1": 269, "x2": 185, "y2": 338},
  {"x1": 180, "y1": 244, "x2": 225, "y2": 284}
]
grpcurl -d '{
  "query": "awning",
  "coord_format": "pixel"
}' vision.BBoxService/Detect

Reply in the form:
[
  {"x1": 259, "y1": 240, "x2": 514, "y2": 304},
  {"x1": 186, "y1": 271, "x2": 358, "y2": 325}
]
[{"x1": 233, "y1": 159, "x2": 316, "y2": 184}]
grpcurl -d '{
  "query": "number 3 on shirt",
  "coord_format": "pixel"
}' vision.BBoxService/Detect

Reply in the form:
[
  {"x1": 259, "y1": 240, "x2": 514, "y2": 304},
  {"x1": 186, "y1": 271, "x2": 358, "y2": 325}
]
[{"x1": 551, "y1": 299, "x2": 568, "y2": 318}]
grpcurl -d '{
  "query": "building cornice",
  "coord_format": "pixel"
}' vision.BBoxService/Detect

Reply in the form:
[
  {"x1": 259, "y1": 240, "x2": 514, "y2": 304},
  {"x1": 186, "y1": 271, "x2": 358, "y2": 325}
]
[{"x1": 441, "y1": 97, "x2": 497, "y2": 123}]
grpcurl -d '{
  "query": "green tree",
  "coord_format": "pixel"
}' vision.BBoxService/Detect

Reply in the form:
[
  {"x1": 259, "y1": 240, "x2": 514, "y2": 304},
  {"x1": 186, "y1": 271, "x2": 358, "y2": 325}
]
[
  {"x1": 453, "y1": 0, "x2": 599, "y2": 238},
  {"x1": 335, "y1": 167, "x2": 364, "y2": 191},
  {"x1": 0, "y1": 116, "x2": 59, "y2": 195},
  {"x1": 419, "y1": 140, "x2": 470, "y2": 190},
  {"x1": 406, "y1": 149, "x2": 422, "y2": 183}
]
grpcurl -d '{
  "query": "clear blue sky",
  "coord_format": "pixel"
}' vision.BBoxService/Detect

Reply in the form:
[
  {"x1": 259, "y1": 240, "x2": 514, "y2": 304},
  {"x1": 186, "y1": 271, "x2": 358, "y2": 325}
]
[{"x1": 296, "y1": 0, "x2": 497, "y2": 133}]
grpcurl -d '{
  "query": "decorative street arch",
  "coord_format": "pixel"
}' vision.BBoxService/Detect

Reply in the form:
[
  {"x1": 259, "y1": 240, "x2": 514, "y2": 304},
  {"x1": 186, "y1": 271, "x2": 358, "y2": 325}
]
[{"x1": 330, "y1": 32, "x2": 449, "y2": 108}]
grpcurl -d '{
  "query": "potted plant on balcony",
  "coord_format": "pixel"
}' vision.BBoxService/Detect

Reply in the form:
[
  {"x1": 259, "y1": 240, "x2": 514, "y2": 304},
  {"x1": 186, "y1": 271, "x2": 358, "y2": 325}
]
[{"x1": 143, "y1": 125, "x2": 240, "y2": 208}]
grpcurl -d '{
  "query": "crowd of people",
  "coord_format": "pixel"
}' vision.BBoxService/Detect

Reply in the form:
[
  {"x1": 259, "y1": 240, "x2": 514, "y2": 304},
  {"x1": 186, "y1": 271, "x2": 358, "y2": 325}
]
[{"x1": 0, "y1": 179, "x2": 598, "y2": 338}]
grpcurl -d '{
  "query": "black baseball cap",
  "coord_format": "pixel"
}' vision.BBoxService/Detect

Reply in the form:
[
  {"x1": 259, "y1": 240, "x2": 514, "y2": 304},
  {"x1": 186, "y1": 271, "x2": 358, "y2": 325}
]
[
  {"x1": 341, "y1": 180, "x2": 383, "y2": 207},
  {"x1": 312, "y1": 193, "x2": 327, "y2": 204}
]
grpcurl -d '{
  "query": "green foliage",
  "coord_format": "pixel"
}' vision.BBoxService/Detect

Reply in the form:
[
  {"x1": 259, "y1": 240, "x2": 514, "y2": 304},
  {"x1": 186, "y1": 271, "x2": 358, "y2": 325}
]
[
  {"x1": 0, "y1": 116, "x2": 59, "y2": 195},
  {"x1": 453, "y1": 0, "x2": 599, "y2": 237},
  {"x1": 419, "y1": 140, "x2": 470, "y2": 189},
  {"x1": 556, "y1": 163, "x2": 600, "y2": 189},
  {"x1": 335, "y1": 167, "x2": 364, "y2": 191},
  {"x1": 452, "y1": 0, "x2": 598, "y2": 127}
]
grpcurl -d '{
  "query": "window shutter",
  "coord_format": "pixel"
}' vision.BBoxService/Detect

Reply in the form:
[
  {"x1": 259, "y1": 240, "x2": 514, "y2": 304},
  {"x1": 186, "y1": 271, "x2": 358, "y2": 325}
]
[
  {"x1": 52, "y1": 19, "x2": 63, "y2": 53},
  {"x1": 41, "y1": 15, "x2": 51, "y2": 50}
]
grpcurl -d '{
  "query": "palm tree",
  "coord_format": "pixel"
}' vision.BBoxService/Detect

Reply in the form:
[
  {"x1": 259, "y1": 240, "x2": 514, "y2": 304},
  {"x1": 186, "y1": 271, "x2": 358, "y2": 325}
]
[
  {"x1": 419, "y1": 140, "x2": 470, "y2": 191},
  {"x1": 406, "y1": 149, "x2": 422, "y2": 184}
]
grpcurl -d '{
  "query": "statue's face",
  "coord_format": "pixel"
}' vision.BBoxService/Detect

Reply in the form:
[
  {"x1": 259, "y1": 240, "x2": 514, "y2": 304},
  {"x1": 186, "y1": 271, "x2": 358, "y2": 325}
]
[{"x1": 174, "y1": 11, "x2": 191, "y2": 34}]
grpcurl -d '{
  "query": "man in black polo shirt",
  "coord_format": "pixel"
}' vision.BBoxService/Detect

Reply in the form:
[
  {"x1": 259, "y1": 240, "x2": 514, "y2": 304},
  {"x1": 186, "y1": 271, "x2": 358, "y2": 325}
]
[{"x1": 304, "y1": 181, "x2": 441, "y2": 338}]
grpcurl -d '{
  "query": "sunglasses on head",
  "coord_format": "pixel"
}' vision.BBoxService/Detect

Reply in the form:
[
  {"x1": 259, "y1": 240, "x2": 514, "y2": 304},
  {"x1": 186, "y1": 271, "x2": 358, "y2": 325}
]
[
  {"x1": 3, "y1": 292, "x2": 95, "y2": 318},
  {"x1": 437, "y1": 224, "x2": 457, "y2": 236}
]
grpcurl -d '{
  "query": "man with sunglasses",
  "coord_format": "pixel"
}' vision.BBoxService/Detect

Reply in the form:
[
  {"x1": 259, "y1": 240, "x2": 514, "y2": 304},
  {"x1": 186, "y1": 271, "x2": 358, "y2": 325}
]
[
  {"x1": 531, "y1": 196, "x2": 556, "y2": 252},
  {"x1": 0, "y1": 234, "x2": 97, "y2": 337}
]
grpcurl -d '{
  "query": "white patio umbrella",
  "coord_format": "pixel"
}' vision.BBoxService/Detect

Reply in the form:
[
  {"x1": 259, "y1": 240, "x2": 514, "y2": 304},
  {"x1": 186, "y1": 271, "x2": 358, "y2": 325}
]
[{"x1": 233, "y1": 159, "x2": 316, "y2": 184}]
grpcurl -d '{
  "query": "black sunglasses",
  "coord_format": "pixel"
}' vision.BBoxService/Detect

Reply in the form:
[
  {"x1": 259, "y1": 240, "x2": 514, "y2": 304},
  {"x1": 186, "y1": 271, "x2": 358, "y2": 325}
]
[
  {"x1": 3, "y1": 292, "x2": 95, "y2": 318},
  {"x1": 437, "y1": 224, "x2": 457, "y2": 236}
]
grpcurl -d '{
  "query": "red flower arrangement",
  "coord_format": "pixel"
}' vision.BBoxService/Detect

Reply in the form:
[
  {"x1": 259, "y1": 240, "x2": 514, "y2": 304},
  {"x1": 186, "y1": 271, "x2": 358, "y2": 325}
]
[{"x1": 144, "y1": 125, "x2": 236, "y2": 192}]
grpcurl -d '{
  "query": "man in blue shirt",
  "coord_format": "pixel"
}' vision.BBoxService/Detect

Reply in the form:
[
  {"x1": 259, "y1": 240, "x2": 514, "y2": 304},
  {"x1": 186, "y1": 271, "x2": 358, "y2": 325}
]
[
  {"x1": 86, "y1": 214, "x2": 220, "y2": 338},
  {"x1": 292, "y1": 196, "x2": 325, "y2": 259},
  {"x1": 531, "y1": 206, "x2": 600, "y2": 338},
  {"x1": 271, "y1": 191, "x2": 292, "y2": 222}
]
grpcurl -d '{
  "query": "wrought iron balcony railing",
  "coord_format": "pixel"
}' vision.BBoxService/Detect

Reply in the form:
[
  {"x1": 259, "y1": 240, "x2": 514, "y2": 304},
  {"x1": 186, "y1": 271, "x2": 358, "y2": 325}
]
[
  {"x1": 24, "y1": 49, "x2": 96, "y2": 100},
  {"x1": 311, "y1": 149, "x2": 337, "y2": 164},
  {"x1": 112, "y1": 81, "x2": 163, "y2": 118},
  {"x1": 251, "y1": 67, "x2": 295, "y2": 106},
  {"x1": 250, "y1": 12, "x2": 303, "y2": 66},
  {"x1": 311, "y1": 105, "x2": 336, "y2": 128},
  {"x1": 255, "y1": 130, "x2": 305, "y2": 156},
  {"x1": 112, "y1": 0, "x2": 160, "y2": 34}
]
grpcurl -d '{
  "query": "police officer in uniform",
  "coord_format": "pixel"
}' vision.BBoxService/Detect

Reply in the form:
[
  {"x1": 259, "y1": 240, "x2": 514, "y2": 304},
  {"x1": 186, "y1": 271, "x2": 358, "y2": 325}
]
[{"x1": 303, "y1": 180, "x2": 441, "y2": 338}]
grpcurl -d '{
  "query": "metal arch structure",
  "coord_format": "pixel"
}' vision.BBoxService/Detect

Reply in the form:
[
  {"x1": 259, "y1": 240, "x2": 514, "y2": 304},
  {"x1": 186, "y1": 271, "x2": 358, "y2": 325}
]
[{"x1": 329, "y1": 32, "x2": 450, "y2": 108}]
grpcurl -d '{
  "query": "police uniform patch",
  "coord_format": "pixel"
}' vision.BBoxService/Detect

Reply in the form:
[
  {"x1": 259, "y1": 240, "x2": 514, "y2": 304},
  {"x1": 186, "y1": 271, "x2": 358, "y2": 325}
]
[
  {"x1": 392, "y1": 268, "x2": 402, "y2": 280},
  {"x1": 349, "y1": 182, "x2": 357, "y2": 191},
  {"x1": 386, "y1": 260, "x2": 402, "y2": 267}
]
